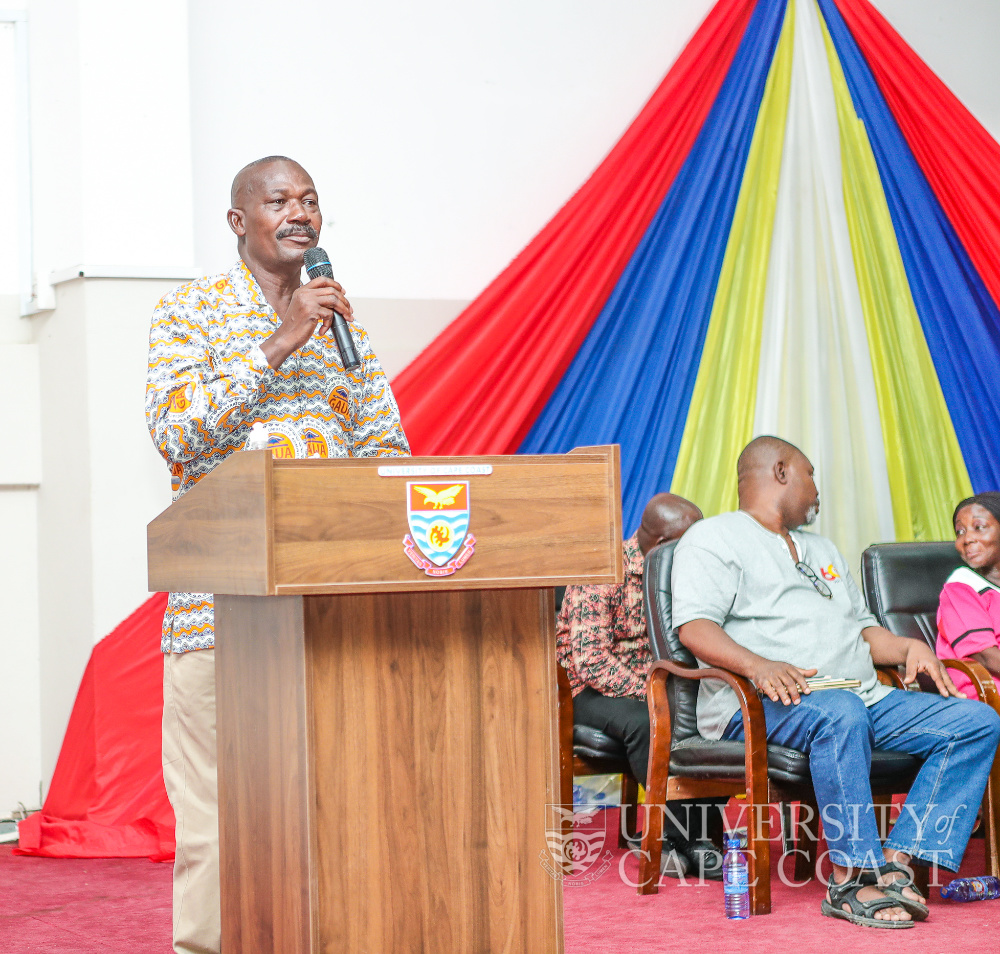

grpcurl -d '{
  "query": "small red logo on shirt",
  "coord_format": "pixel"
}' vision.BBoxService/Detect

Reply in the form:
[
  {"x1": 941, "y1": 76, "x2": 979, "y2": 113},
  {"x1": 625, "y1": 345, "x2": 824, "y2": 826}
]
[{"x1": 820, "y1": 564, "x2": 840, "y2": 582}]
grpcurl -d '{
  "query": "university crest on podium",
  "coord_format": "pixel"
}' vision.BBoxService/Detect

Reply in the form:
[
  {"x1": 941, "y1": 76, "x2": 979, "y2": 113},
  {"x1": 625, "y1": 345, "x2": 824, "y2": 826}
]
[{"x1": 403, "y1": 481, "x2": 476, "y2": 577}]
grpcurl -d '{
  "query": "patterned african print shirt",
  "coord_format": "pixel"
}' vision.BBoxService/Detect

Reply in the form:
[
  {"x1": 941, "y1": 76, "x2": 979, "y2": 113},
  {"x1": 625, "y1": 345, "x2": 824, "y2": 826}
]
[
  {"x1": 556, "y1": 533, "x2": 650, "y2": 699},
  {"x1": 146, "y1": 260, "x2": 409, "y2": 653}
]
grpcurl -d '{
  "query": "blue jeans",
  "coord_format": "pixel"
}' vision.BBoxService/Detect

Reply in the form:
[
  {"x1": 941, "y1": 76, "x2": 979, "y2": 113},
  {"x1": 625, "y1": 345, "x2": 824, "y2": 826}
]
[{"x1": 721, "y1": 688, "x2": 1000, "y2": 871}]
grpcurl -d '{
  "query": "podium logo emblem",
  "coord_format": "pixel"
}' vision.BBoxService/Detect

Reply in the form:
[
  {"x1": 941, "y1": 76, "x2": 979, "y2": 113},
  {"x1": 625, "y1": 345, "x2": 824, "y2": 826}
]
[
  {"x1": 403, "y1": 481, "x2": 476, "y2": 577},
  {"x1": 539, "y1": 805, "x2": 613, "y2": 885}
]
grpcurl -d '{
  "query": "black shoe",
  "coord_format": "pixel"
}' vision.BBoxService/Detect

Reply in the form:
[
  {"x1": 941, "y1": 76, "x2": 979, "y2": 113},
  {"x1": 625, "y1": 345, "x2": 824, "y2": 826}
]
[
  {"x1": 627, "y1": 836, "x2": 724, "y2": 880},
  {"x1": 658, "y1": 838, "x2": 693, "y2": 878},
  {"x1": 671, "y1": 837, "x2": 725, "y2": 881},
  {"x1": 626, "y1": 839, "x2": 691, "y2": 878}
]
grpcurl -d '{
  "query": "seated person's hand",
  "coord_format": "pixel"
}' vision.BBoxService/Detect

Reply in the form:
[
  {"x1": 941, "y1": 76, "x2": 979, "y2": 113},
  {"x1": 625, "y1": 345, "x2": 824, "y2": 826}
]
[
  {"x1": 903, "y1": 641, "x2": 961, "y2": 697},
  {"x1": 748, "y1": 660, "x2": 817, "y2": 706}
]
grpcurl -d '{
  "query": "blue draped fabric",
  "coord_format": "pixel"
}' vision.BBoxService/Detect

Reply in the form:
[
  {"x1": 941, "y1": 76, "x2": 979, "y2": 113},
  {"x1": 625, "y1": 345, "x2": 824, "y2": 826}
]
[
  {"x1": 519, "y1": 0, "x2": 788, "y2": 534},
  {"x1": 818, "y1": 0, "x2": 1000, "y2": 492}
]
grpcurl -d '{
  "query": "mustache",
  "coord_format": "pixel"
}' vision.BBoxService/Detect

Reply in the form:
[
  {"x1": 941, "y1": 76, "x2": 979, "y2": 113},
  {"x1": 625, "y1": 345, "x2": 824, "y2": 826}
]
[{"x1": 276, "y1": 224, "x2": 318, "y2": 240}]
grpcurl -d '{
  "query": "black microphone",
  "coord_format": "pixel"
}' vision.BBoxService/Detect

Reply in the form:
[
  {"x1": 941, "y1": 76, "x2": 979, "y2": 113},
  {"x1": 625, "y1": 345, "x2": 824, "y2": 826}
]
[{"x1": 302, "y1": 246, "x2": 361, "y2": 371}]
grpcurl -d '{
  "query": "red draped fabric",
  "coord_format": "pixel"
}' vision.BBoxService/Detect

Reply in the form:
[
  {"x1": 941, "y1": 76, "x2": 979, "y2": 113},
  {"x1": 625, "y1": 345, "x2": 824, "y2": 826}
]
[
  {"x1": 15, "y1": 594, "x2": 175, "y2": 860},
  {"x1": 834, "y1": 0, "x2": 1000, "y2": 313},
  {"x1": 391, "y1": 0, "x2": 757, "y2": 455}
]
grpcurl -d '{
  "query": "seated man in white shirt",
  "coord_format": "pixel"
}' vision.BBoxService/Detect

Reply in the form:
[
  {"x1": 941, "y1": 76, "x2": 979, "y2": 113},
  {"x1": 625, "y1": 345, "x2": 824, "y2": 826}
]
[{"x1": 671, "y1": 436, "x2": 1000, "y2": 930}]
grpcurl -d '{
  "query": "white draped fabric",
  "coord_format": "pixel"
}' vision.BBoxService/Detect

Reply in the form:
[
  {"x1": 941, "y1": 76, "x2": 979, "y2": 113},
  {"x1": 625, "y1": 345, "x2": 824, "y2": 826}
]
[{"x1": 754, "y1": 0, "x2": 895, "y2": 572}]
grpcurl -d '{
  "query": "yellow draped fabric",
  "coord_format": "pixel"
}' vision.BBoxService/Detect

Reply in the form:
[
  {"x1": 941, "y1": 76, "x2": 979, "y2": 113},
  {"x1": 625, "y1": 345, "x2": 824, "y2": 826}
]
[
  {"x1": 670, "y1": 0, "x2": 795, "y2": 515},
  {"x1": 822, "y1": 17, "x2": 972, "y2": 540}
]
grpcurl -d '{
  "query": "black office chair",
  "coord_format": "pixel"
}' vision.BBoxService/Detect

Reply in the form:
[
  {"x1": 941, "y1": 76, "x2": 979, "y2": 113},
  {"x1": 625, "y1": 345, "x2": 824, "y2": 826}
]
[
  {"x1": 862, "y1": 541, "x2": 1000, "y2": 877},
  {"x1": 862, "y1": 542, "x2": 959, "y2": 684},
  {"x1": 637, "y1": 541, "x2": 923, "y2": 914}
]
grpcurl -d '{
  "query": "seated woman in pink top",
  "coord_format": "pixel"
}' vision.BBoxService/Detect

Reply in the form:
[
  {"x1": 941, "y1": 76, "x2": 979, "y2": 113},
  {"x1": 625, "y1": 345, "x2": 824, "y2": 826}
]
[{"x1": 937, "y1": 492, "x2": 1000, "y2": 699}]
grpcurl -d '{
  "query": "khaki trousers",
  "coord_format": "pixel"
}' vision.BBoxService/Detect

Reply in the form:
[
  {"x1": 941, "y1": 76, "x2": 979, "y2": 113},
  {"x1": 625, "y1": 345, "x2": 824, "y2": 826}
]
[{"x1": 162, "y1": 649, "x2": 221, "y2": 954}]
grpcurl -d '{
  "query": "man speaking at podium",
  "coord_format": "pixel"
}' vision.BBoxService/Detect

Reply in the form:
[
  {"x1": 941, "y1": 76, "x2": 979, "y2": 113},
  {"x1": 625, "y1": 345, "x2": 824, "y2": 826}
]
[{"x1": 145, "y1": 156, "x2": 409, "y2": 954}]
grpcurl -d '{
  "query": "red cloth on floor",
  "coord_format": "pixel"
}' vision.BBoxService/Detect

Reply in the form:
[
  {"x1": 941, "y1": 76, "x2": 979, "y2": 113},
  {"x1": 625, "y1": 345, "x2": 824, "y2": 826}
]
[{"x1": 15, "y1": 593, "x2": 175, "y2": 861}]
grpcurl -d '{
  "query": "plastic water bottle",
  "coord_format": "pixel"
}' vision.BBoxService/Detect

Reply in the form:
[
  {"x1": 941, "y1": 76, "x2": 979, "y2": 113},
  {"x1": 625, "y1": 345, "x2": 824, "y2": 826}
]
[
  {"x1": 723, "y1": 835, "x2": 750, "y2": 919},
  {"x1": 245, "y1": 422, "x2": 271, "y2": 451},
  {"x1": 941, "y1": 876, "x2": 1000, "y2": 901}
]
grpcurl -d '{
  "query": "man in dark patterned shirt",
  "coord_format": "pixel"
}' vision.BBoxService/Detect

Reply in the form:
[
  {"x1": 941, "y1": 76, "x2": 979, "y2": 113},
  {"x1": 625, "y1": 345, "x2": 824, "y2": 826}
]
[{"x1": 557, "y1": 492, "x2": 724, "y2": 878}]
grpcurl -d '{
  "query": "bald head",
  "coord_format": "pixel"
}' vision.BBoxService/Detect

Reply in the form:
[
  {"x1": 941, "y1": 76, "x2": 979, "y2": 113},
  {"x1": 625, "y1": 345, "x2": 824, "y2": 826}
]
[
  {"x1": 736, "y1": 435, "x2": 819, "y2": 530},
  {"x1": 226, "y1": 156, "x2": 322, "y2": 279},
  {"x1": 737, "y1": 436, "x2": 803, "y2": 486},
  {"x1": 230, "y1": 155, "x2": 306, "y2": 208},
  {"x1": 636, "y1": 493, "x2": 703, "y2": 555}
]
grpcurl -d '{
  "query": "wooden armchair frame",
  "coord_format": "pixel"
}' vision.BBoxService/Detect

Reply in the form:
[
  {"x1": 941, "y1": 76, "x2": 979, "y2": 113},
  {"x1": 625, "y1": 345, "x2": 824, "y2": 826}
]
[
  {"x1": 637, "y1": 662, "x2": 914, "y2": 913},
  {"x1": 557, "y1": 662, "x2": 639, "y2": 848},
  {"x1": 639, "y1": 659, "x2": 812, "y2": 912},
  {"x1": 921, "y1": 656, "x2": 1000, "y2": 876}
]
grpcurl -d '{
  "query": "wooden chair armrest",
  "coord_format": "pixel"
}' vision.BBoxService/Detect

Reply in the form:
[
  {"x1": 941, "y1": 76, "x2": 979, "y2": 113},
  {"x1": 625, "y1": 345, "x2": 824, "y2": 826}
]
[
  {"x1": 647, "y1": 658, "x2": 759, "y2": 699},
  {"x1": 876, "y1": 665, "x2": 905, "y2": 689},
  {"x1": 556, "y1": 663, "x2": 575, "y2": 809},
  {"x1": 645, "y1": 659, "x2": 768, "y2": 789},
  {"x1": 940, "y1": 658, "x2": 1000, "y2": 711}
]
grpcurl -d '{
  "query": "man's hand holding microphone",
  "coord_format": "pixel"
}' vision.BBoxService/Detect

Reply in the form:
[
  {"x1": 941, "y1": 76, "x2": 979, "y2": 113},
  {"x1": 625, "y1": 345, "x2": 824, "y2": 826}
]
[{"x1": 260, "y1": 247, "x2": 359, "y2": 371}]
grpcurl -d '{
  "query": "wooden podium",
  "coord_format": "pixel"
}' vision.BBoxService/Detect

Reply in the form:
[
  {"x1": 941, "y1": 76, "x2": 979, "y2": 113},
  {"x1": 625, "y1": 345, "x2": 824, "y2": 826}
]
[{"x1": 147, "y1": 446, "x2": 622, "y2": 954}]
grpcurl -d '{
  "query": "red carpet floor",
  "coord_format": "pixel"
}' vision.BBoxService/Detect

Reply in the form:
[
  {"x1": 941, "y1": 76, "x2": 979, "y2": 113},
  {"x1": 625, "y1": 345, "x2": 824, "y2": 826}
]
[
  {"x1": 2, "y1": 814, "x2": 998, "y2": 953},
  {"x1": 0, "y1": 845, "x2": 171, "y2": 953}
]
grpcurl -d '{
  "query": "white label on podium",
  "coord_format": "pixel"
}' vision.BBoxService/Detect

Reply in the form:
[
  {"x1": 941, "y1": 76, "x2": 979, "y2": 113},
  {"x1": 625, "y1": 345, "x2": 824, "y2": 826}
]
[{"x1": 378, "y1": 464, "x2": 494, "y2": 477}]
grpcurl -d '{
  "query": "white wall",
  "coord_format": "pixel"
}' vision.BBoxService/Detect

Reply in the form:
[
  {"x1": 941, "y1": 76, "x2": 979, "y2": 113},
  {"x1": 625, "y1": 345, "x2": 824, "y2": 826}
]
[
  {"x1": 187, "y1": 0, "x2": 719, "y2": 299},
  {"x1": 0, "y1": 343, "x2": 41, "y2": 814},
  {"x1": 3, "y1": 0, "x2": 999, "y2": 813},
  {"x1": 0, "y1": 3, "x2": 41, "y2": 815},
  {"x1": 80, "y1": 280, "x2": 177, "y2": 640},
  {"x1": 31, "y1": 279, "x2": 95, "y2": 794},
  {"x1": 27, "y1": 0, "x2": 194, "y2": 276},
  {"x1": 0, "y1": 489, "x2": 41, "y2": 812},
  {"x1": 0, "y1": 23, "x2": 18, "y2": 297},
  {"x1": 30, "y1": 277, "x2": 174, "y2": 793},
  {"x1": 876, "y1": 0, "x2": 1000, "y2": 142},
  {"x1": 3, "y1": 0, "x2": 191, "y2": 807},
  {"x1": 186, "y1": 0, "x2": 1000, "y2": 305}
]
